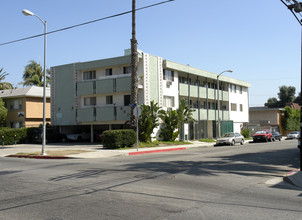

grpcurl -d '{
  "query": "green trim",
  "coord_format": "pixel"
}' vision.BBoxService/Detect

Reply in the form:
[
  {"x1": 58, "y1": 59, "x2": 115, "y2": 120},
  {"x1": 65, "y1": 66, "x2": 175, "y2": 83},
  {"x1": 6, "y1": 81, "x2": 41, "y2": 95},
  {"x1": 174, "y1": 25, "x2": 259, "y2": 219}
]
[{"x1": 164, "y1": 60, "x2": 251, "y2": 87}]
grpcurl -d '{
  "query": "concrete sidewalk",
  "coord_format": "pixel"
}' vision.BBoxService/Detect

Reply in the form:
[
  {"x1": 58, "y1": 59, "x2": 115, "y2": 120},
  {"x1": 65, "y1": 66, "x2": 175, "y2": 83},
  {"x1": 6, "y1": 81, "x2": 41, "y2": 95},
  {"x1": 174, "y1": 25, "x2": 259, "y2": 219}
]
[
  {"x1": 284, "y1": 169, "x2": 302, "y2": 189},
  {"x1": 0, "y1": 141, "x2": 215, "y2": 159}
]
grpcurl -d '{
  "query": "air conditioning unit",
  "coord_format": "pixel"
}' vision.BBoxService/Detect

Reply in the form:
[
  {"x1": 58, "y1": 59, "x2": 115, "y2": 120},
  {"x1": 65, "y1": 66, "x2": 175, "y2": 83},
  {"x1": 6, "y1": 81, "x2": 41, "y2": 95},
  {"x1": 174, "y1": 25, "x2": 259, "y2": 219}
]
[{"x1": 166, "y1": 80, "x2": 173, "y2": 87}]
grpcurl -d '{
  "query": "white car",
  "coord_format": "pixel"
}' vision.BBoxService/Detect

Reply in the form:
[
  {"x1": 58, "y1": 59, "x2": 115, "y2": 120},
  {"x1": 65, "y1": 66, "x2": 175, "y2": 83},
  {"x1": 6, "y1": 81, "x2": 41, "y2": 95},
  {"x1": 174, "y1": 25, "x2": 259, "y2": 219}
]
[
  {"x1": 66, "y1": 132, "x2": 90, "y2": 141},
  {"x1": 216, "y1": 132, "x2": 245, "y2": 146},
  {"x1": 287, "y1": 131, "x2": 299, "y2": 139}
]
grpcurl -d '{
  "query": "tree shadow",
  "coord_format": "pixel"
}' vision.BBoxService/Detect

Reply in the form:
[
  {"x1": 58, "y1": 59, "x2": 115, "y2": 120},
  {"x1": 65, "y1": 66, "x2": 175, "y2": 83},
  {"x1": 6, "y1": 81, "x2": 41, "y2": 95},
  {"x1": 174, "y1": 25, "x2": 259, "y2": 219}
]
[{"x1": 123, "y1": 148, "x2": 299, "y2": 178}]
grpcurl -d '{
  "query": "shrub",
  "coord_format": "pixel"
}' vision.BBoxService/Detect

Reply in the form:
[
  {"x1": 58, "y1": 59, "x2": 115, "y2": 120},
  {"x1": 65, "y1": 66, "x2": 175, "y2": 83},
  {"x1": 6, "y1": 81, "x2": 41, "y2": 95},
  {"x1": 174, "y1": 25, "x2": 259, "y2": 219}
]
[
  {"x1": 0, "y1": 127, "x2": 27, "y2": 145},
  {"x1": 241, "y1": 129, "x2": 250, "y2": 138},
  {"x1": 102, "y1": 129, "x2": 136, "y2": 149}
]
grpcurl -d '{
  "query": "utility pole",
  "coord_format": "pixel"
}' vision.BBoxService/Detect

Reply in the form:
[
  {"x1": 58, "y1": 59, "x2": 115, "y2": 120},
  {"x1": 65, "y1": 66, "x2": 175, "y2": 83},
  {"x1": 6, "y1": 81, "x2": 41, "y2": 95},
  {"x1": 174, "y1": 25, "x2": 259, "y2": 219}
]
[
  {"x1": 130, "y1": 0, "x2": 138, "y2": 129},
  {"x1": 281, "y1": 0, "x2": 302, "y2": 171}
]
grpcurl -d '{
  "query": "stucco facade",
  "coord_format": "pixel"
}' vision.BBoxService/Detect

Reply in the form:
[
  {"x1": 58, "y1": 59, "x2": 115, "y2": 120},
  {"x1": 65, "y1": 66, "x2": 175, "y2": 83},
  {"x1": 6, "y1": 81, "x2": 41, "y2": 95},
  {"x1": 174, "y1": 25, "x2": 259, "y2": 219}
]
[{"x1": 249, "y1": 107, "x2": 285, "y2": 135}]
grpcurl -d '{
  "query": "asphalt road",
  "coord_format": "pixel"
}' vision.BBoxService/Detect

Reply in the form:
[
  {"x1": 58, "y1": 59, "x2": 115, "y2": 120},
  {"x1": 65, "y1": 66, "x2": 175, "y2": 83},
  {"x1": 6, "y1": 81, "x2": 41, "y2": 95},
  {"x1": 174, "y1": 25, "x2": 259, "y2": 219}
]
[{"x1": 0, "y1": 139, "x2": 301, "y2": 220}]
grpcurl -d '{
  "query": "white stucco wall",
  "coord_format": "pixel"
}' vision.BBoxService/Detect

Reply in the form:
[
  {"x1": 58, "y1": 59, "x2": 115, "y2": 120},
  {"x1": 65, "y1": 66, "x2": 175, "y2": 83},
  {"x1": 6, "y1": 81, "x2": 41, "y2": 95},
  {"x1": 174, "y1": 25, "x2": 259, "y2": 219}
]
[{"x1": 229, "y1": 86, "x2": 249, "y2": 133}]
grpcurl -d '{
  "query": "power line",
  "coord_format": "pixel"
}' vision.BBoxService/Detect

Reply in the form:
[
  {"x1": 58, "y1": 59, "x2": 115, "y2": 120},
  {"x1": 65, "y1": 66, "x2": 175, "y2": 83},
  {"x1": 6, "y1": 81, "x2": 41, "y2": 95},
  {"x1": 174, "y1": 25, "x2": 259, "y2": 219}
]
[{"x1": 0, "y1": 0, "x2": 175, "y2": 47}]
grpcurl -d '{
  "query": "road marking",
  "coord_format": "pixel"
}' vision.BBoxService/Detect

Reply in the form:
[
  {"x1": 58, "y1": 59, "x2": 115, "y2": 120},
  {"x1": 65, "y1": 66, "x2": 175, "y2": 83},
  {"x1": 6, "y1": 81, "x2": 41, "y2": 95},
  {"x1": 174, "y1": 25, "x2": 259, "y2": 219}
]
[{"x1": 265, "y1": 177, "x2": 283, "y2": 185}]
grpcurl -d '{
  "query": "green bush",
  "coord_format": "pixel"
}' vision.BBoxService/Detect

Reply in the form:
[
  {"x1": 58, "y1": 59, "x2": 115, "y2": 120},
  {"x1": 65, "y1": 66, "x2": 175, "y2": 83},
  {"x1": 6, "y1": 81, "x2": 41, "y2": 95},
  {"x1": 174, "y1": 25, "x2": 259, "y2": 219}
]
[
  {"x1": 102, "y1": 129, "x2": 136, "y2": 149},
  {"x1": 0, "y1": 127, "x2": 28, "y2": 145},
  {"x1": 241, "y1": 129, "x2": 250, "y2": 138}
]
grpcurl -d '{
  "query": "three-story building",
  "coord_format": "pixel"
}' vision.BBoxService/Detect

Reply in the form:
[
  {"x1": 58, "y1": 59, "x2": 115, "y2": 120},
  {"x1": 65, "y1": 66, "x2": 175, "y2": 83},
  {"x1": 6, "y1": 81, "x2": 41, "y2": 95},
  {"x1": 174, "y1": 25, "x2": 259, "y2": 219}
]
[{"x1": 51, "y1": 49, "x2": 250, "y2": 140}]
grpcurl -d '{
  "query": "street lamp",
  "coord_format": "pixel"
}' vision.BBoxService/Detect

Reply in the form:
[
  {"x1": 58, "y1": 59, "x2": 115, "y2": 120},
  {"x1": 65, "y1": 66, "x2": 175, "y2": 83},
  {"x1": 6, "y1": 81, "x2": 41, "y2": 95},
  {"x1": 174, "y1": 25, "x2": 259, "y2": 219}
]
[
  {"x1": 281, "y1": 0, "x2": 302, "y2": 171},
  {"x1": 22, "y1": 9, "x2": 47, "y2": 155},
  {"x1": 217, "y1": 70, "x2": 233, "y2": 138}
]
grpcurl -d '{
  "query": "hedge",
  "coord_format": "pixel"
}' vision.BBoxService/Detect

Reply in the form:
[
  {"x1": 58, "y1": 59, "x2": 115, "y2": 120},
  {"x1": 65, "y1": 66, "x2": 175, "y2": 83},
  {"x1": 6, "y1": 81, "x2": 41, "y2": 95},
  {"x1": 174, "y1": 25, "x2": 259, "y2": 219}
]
[
  {"x1": 0, "y1": 127, "x2": 28, "y2": 145},
  {"x1": 102, "y1": 129, "x2": 136, "y2": 149}
]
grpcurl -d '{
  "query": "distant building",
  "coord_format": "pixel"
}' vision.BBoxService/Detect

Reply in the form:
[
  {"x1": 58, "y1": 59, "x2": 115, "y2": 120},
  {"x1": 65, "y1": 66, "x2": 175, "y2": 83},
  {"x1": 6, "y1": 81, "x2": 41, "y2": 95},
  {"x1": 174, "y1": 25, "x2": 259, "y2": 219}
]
[
  {"x1": 51, "y1": 49, "x2": 251, "y2": 140},
  {"x1": 0, "y1": 86, "x2": 50, "y2": 128},
  {"x1": 249, "y1": 107, "x2": 285, "y2": 135}
]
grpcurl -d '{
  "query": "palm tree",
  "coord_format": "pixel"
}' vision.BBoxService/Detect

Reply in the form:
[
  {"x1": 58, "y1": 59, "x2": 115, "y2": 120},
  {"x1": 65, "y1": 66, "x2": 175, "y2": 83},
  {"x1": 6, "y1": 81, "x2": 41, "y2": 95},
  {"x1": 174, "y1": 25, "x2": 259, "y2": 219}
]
[
  {"x1": 0, "y1": 68, "x2": 13, "y2": 90},
  {"x1": 22, "y1": 60, "x2": 50, "y2": 87},
  {"x1": 138, "y1": 101, "x2": 161, "y2": 142},
  {"x1": 177, "y1": 98, "x2": 195, "y2": 137},
  {"x1": 158, "y1": 109, "x2": 179, "y2": 141}
]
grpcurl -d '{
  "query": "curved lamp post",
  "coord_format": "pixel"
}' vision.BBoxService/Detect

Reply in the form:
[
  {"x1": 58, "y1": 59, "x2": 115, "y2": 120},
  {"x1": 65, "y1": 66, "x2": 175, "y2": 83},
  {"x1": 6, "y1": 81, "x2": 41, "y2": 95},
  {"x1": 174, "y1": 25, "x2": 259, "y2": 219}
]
[
  {"x1": 22, "y1": 9, "x2": 47, "y2": 155},
  {"x1": 217, "y1": 70, "x2": 233, "y2": 138}
]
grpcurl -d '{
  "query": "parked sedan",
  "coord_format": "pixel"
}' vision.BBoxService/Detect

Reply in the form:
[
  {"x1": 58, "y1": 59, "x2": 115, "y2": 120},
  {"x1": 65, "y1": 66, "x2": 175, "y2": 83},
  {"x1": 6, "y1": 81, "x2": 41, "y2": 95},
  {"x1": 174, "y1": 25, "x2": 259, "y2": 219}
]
[
  {"x1": 287, "y1": 131, "x2": 299, "y2": 139},
  {"x1": 272, "y1": 132, "x2": 282, "y2": 141},
  {"x1": 216, "y1": 132, "x2": 245, "y2": 146},
  {"x1": 66, "y1": 132, "x2": 90, "y2": 141}
]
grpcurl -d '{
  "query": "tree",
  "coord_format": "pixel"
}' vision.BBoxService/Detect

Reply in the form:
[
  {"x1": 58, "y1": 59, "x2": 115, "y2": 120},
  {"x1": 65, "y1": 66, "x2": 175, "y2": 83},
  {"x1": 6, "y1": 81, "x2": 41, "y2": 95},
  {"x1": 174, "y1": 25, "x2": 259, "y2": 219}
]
[
  {"x1": 265, "y1": 85, "x2": 297, "y2": 108},
  {"x1": 265, "y1": 97, "x2": 279, "y2": 108},
  {"x1": 281, "y1": 106, "x2": 300, "y2": 131},
  {"x1": 22, "y1": 60, "x2": 50, "y2": 87},
  {"x1": 0, "y1": 98, "x2": 8, "y2": 126},
  {"x1": 294, "y1": 92, "x2": 301, "y2": 104},
  {"x1": 130, "y1": 0, "x2": 138, "y2": 129},
  {"x1": 278, "y1": 85, "x2": 296, "y2": 107},
  {"x1": 176, "y1": 99, "x2": 195, "y2": 138},
  {"x1": 158, "y1": 109, "x2": 179, "y2": 141},
  {"x1": 0, "y1": 68, "x2": 13, "y2": 90},
  {"x1": 158, "y1": 99, "x2": 195, "y2": 141},
  {"x1": 138, "y1": 101, "x2": 161, "y2": 143}
]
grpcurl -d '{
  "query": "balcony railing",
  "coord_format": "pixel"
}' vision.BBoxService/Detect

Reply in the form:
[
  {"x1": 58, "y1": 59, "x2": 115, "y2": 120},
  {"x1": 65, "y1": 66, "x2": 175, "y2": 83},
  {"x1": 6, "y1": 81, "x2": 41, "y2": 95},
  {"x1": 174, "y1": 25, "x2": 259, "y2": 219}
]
[{"x1": 77, "y1": 106, "x2": 131, "y2": 123}]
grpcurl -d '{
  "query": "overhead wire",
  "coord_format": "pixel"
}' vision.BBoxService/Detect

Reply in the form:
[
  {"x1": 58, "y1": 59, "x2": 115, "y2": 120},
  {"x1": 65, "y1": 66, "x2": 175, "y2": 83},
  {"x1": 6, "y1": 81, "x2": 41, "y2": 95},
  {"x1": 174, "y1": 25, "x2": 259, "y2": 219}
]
[{"x1": 0, "y1": 0, "x2": 175, "y2": 47}]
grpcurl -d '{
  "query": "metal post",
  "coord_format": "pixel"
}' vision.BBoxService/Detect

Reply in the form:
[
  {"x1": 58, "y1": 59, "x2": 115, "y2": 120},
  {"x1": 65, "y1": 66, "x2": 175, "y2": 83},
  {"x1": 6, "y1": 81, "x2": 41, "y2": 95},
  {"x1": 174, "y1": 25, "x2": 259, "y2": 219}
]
[
  {"x1": 217, "y1": 76, "x2": 221, "y2": 138},
  {"x1": 136, "y1": 105, "x2": 139, "y2": 151},
  {"x1": 42, "y1": 20, "x2": 47, "y2": 155}
]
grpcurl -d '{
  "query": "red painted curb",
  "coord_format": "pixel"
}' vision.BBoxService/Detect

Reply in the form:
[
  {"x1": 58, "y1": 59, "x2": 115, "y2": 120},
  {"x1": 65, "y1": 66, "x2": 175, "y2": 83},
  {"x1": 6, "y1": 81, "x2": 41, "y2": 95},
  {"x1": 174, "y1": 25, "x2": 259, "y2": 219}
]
[
  {"x1": 6, "y1": 155, "x2": 71, "y2": 159},
  {"x1": 128, "y1": 147, "x2": 186, "y2": 156}
]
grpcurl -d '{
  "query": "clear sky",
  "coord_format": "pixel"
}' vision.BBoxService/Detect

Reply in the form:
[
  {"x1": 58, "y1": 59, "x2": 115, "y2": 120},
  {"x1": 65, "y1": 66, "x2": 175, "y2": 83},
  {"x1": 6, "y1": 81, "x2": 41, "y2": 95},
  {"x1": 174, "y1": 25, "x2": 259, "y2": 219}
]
[{"x1": 1, "y1": 0, "x2": 301, "y2": 107}]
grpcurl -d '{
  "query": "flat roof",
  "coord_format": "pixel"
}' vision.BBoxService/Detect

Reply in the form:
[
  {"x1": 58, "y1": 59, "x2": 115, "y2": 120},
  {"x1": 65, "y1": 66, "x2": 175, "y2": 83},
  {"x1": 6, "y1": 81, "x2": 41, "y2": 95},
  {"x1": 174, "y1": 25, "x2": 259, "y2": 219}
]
[{"x1": 0, "y1": 86, "x2": 50, "y2": 99}]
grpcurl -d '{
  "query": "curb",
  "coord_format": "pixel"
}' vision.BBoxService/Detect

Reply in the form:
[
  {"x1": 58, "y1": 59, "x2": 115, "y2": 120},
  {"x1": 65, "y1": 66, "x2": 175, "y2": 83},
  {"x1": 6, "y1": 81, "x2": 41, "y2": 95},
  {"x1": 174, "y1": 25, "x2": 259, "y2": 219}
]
[
  {"x1": 128, "y1": 147, "x2": 187, "y2": 156},
  {"x1": 283, "y1": 169, "x2": 302, "y2": 189},
  {"x1": 6, "y1": 155, "x2": 72, "y2": 159}
]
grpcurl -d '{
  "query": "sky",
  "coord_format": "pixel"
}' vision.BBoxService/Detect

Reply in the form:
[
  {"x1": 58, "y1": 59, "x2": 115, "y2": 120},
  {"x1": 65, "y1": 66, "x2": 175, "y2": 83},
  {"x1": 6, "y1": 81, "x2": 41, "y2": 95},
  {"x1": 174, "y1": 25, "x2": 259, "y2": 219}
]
[{"x1": 1, "y1": 0, "x2": 301, "y2": 107}]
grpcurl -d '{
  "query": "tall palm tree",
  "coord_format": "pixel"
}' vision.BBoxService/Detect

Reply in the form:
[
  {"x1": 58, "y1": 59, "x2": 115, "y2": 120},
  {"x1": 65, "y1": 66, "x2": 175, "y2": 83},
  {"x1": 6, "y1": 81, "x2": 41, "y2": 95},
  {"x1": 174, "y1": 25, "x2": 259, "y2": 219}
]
[
  {"x1": 22, "y1": 60, "x2": 50, "y2": 87},
  {"x1": 0, "y1": 68, "x2": 13, "y2": 90}
]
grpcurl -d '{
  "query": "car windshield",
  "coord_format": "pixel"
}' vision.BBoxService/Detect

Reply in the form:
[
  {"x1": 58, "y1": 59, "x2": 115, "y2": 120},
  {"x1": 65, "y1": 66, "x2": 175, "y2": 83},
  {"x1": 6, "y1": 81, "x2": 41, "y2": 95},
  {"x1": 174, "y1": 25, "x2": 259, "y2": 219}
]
[
  {"x1": 223, "y1": 133, "x2": 234, "y2": 137},
  {"x1": 255, "y1": 131, "x2": 266, "y2": 134},
  {"x1": 289, "y1": 131, "x2": 299, "y2": 134}
]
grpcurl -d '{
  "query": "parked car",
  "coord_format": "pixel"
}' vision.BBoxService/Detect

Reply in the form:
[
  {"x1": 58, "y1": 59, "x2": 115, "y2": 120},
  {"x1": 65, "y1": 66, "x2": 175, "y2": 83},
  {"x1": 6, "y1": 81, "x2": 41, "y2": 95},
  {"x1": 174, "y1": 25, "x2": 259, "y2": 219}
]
[
  {"x1": 32, "y1": 128, "x2": 66, "y2": 143},
  {"x1": 287, "y1": 131, "x2": 299, "y2": 139},
  {"x1": 272, "y1": 132, "x2": 282, "y2": 141},
  {"x1": 252, "y1": 129, "x2": 273, "y2": 142},
  {"x1": 66, "y1": 132, "x2": 90, "y2": 141},
  {"x1": 216, "y1": 132, "x2": 245, "y2": 146}
]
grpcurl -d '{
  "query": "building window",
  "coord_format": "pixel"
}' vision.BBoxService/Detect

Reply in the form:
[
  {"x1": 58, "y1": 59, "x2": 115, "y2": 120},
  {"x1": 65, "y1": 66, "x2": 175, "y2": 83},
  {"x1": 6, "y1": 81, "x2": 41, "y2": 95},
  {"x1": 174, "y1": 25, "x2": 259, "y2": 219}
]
[
  {"x1": 163, "y1": 69, "x2": 174, "y2": 81},
  {"x1": 83, "y1": 70, "x2": 96, "y2": 80},
  {"x1": 163, "y1": 96, "x2": 175, "y2": 107},
  {"x1": 106, "y1": 96, "x2": 113, "y2": 105},
  {"x1": 123, "y1": 66, "x2": 131, "y2": 74},
  {"x1": 84, "y1": 97, "x2": 96, "y2": 106},
  {"x1": 231, "y1": 84, "x2": 236, "y2": 93},
  {"x1": 105, "y1": 68, "x2": 112, "y2": 76},
  {"x1": 124, "y1": 95, "x2": 131, "y2": 106},
  {"x1": 239, "y1": 86, "x2": 243, "y2": 94},
  {"x1": 9, "y1": 99, "x2": 22, "y2": 110},
  {"x1": 231, "y1": 103, "x2": 237, "y2": 111},
  {"x1": 240, "y1": 104, "x2": 243, "y2": 112}
]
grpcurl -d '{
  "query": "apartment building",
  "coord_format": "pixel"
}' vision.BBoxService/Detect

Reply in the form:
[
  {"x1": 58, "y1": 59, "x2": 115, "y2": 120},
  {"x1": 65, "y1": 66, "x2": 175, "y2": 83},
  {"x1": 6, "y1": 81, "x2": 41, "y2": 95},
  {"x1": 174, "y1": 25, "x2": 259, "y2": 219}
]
[
  {"x1": 50, "y1": 49, "x2": 251, "y2": 140},
  {"x1": 0, "y1": 86, "x2": 51, "y2": 128}
]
